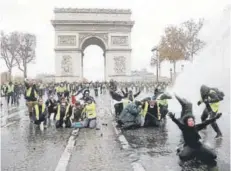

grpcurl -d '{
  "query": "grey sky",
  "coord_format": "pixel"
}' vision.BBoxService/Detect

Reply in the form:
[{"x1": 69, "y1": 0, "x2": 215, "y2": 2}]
[{"x1": 0, "y1": 0, "x2": 229, "y2": 80}]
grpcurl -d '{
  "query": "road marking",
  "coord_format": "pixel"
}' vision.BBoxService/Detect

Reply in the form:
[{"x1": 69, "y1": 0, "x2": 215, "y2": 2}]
[
  {"x1": 55, "y1": 129, "x2": 79, "y2": 171},
  {"x1": 2, "y1": 121, "x2": 17, "y2": 128},
  {"x1": 131, "y1": 162, "x2": 146, "y2": 171}
]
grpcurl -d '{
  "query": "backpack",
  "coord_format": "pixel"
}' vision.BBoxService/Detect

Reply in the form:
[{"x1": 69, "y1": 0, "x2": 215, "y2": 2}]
[{"x1": 211, "y1": 88, "x2": 225, "y2": 101}]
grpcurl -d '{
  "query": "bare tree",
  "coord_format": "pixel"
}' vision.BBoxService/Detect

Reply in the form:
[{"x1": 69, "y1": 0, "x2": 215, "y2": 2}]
[
  {"x1": 0, "y1": 31, "x2": 20, "y2": 80},
  {"x1": 158, "y1": 26, "x2": 187, "y2": 74},
  {"x1": 16, "y1": 33, "x2": 36, "y2": 78},
  {"x1": 182, "y1": 18, "x2": 206, "y2": 62}
]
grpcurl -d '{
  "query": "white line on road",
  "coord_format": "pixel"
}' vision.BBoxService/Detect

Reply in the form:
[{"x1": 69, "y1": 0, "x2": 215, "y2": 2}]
[
  {"x1": 131, "y1": 162, "x2": 146, "y2": 171},
  {"x1": 55, "y1": 129, "x2": 79, "y2": 171},
  {"x1": 2, "y1": 121, "x2": 17, "y2": 128}
]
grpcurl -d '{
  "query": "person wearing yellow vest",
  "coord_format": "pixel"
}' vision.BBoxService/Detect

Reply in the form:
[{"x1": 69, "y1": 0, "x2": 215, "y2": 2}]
[
  {"x1": 81, "y1": 98, "x2": 97, "y2": 129},
  {"x1": 156, "y1": 92, "x2": 172, "y2": 120},
  {"x1": 55, "y1": 97, "x2": 72, "y2": 128},
  {"x1": 140, "y1": 100, "x2": 149, "y2": 127},
  {"x1": 25, "y1": 78, "x2": 38, "y2": 120},
  {"x1": 6, "y1": 81, "x2": 15, "y2": 106},
  {"x1": 198, "y1": 85, "x2": 224, "y2": 138},
  {"x1": 33, "y1": 98, "x2": 47, "y2": 127},
  {"x1": 57, "y1": 83, "x2": 65, "y2": 101}
]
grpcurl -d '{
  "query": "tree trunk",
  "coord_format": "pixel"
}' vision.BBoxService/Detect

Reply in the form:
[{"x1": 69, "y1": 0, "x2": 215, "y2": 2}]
[
  {"x1": 8, "y1": 68, "x2": 12, "y2": 81},
  {"x1": 23, "y1": 61, "x2": 27, "y2": 78},
  {"x1": 158, "y1": 62, "x2": 161, "y2": 77}
]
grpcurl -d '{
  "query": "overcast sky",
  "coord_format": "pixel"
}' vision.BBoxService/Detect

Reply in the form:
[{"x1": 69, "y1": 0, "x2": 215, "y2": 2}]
[{"x1": 0, "y1": 0, "x2": 229, "y2": 80}]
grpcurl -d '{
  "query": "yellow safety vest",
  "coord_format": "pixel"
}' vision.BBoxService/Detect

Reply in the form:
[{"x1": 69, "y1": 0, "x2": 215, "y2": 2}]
[
  {"x1": 123, "y1": 99, "x2": 131, "y2": 108},
  {"x1": 140, "y1": 101, "x2": 149, "y2": 117},
  {"x1": 55, "y1": 86, "x2": 59, "y2": 93},
  {"x1": 83, "y1": 103, "x2": 97, "y2": 119},
  {"x1": 59, "y1": 87, "x2": 65, "y2": 93},
  {"x1": 39, "y1": 84, "x2": 44, "y2": 89},
  {"x1": 7, "y1": 84, "x2": 14, "y2": 93},
  {"x1": 26, "y1": 87, "x2": 38, "y2": 98},
  {"x1": 66, "y1": 84, "x2": 70, "y2": 91},
  {"x1": 156, "y1": 94, "x2": 168, "y2": 120},
  {"x1": 56, "y1": 104, "x2": 71, "y2": 120},
  {"x1": 208, "y1": 90, "x2": 220, "y2": 113},
  {"x1": 34, "y1": 104, "x2": 45, "y2": 120}
]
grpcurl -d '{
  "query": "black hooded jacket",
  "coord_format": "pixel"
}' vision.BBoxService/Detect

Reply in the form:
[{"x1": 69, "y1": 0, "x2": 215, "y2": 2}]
[{"x1": 171, "y1": 114, "x2": 218, "y2": 148}]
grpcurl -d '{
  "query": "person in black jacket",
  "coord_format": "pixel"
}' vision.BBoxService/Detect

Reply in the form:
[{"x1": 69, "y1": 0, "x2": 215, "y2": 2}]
[
  {"x1": 198, "y1": 85, "x2": 223, "y2": 138},
  {"x1": 45, "y1": 95, "x2": 57, "y2": 120},
  {"x1": 168, "y1": 112, "x2": 222, "y2": 167}
]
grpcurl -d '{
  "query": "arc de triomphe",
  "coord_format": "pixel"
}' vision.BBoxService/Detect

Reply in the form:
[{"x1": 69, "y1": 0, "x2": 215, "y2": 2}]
[{"x1": 51, "y1": 8, "x2": 134, "y2": 82}]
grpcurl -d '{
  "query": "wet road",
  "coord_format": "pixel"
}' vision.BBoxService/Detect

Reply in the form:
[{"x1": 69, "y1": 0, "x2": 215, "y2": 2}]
[
  {"x1": 1, "y1": 94, "x2": 134, "y2": 171},
  {"x1": 1, "y1": 92, "x2": 230, "y2": 171},
  {"x1": 1, "y1": 109, "x2": 73, "y2": 171},
  {"x1": 121, "y1": 93, "x2": 230, "y2": 171}
]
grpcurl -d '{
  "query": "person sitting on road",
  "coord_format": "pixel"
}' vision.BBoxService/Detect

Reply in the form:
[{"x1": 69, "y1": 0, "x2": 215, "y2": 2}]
[
  {"x1": 45, "y1": 95, "x2": 57, "y2": 120},
  {"x1": 118, "y1": 100, "x2": 142, "y2": 130},
  {"x1": 55, "y1": 97, "x2": 72, "y2": 128},
  {"x1": 81, "y1": 98, "x2": 97, "y2": 129},
  {"x1": 168, "y1": 112, "x2": 222, "y2": 168},
  {"x1": 81, "y1": 89, "x2": 95, "y2": 103},
  {"x1": 33, "y1": 98, "x2": 48, "y2": 128}
]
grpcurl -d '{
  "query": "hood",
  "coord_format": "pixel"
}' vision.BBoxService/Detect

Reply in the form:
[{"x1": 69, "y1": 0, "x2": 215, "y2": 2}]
[{"x1": 200, "y1": 85, "x2": 210, "y2": 96}]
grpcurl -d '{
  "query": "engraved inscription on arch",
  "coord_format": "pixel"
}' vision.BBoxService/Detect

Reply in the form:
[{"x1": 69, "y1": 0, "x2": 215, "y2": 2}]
[
  {"x1": 58, "y1": 35, "x2": 76, "y2": 46},
  {"x1": 111, "y1": 36, "x2": 128, "y2": 46}
]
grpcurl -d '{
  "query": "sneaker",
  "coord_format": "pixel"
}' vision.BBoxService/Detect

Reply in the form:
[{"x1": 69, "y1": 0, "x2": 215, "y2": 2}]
[{"x1": 44, "y1": 125, "x2": 48, "y2": 129}]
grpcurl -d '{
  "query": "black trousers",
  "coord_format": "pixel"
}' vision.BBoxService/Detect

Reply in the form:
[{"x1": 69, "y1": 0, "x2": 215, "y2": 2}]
[
  {"x1": 179, "y1": 144, "x2": 217, "y2": 166},
  {"x1": 34, "y1": 114, "x2": 47, "y2": 125},
  {"x1": 201, "y1": 108, "x2": 222, "y2": 135},
  {"x1": 48, "y1": 107, "x2": 57, "y2": 120},
  {"x1": 114, "y1": 103, "x2": 123, "y2": 117},
  {"x1": 56, "y1": 117, "x2": 71, "y2": 128},
  {"x1": 7, "y1": 92, "x2": 14, "y2": 105}
]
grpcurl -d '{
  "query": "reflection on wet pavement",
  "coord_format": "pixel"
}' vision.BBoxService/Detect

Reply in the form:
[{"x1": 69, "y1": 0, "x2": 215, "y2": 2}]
[{"x1": 1, "y1": 111, "x2": 72, "y2": 171}]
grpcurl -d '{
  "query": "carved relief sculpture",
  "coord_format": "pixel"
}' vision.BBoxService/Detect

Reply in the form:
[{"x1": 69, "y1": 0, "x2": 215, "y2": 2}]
[
  {"x1": 61, "y1": 55, "x2": 73, "y2": 75},
  {"x1": 111, "y1": 36, "x2": 128, "y2": 46},
  {"x1": 58, "y1": 35, "x2": 76, "y2": 46},
  {"x1": 113, "y1": 56, "x2": 126, "y2": 74}
]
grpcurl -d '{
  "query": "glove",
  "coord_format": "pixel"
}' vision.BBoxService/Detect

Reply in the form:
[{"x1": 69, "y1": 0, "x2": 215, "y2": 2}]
[
  {"x1": 168, "y1": 112, "x2": 175, "y2": 119},
  {"x1": 215, "y1": 113, "x2": 222, "y2": 119},
  {"x1": 197, "y1": 101, "x2": 202, "y2": 106}
]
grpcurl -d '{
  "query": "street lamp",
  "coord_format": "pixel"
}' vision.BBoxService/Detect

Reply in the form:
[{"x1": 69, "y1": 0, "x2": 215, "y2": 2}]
[
  {"x1": 181, "y1": 64, "x2": 184, "y2": 72},
  {"x1": 151, "y1": 46, "x2": 159, "y2": 83},
  {"x1": 170, "y1": 68, "x2": 173, "y2": 83}
]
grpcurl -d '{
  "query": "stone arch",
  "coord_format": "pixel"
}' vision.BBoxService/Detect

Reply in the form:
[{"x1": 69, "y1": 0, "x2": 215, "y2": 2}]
[
  {"x1": 80, "y1": 36, "x2": 107, "y2": 52},
  {"x1": 80, "y1": 36, "x2": 107, "y2": 80},
  {"x1": 52, "y1": 8, "x2": 134, "y2": 82}
]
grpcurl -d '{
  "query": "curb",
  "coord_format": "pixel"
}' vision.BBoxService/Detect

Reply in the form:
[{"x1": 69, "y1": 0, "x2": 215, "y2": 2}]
[{"x1": 109, "y1": 103, "x2": 146, "y2": 171}]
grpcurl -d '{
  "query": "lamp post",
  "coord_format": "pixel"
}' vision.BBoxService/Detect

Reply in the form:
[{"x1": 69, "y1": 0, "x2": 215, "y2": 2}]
[
  {"x1": 170, "y1": 68, "x2": 173, "y2": 83},
  {"x1": 181, "y1": 64, "x2": 184, "y2": 72},
  {"x1": 151, "y1": 46, "x2": 159, "y2": 83}
]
